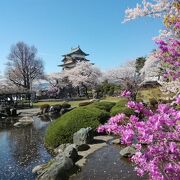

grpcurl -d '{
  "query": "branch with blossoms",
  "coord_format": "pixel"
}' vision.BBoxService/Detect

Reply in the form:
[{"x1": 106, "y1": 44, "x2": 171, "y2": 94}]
[{"x1": 155, "y1": 38, "x2": 180, "y2": 81}]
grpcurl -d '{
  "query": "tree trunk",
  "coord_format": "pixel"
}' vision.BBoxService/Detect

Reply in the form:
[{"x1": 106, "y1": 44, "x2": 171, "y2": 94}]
[{"x1": 82, "y1": 84, "x2": 89, "y2": 99}]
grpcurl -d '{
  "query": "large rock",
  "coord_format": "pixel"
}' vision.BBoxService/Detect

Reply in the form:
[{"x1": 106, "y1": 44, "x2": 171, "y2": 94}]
[
  {"x1": 14, "y1": 116, "x2": 33, "y2": 127},
  {"x1": 64, "y1": 144, "x2": 78, "y2": 163},
  {"x1": 19, "y1": 116, "x2": 33, "y2": 123},
  {"x1": 119, "y1": 146, "x2": 136, "y2": 158},
  {"x1": 55, "y1": 144, "x2": 78, "y2": 163},
  {"x1": 34, "y1": 144, "x2": 78, "y2": 179},
  {"x1": 54, "y1": 143, "x2": 71, "y2": 154},
  {"x1": 73, "y1": 127, "x2": 94, "y2": 146},
  {"x1": 37, "y1": 155, "x2": 74, "y2": 180},
  {"x1": 32, "y1": 163, "x2": 48, "y2": 174},
  {"x1": 14, "y1": 121, "x2": 32, "y2": 127}
]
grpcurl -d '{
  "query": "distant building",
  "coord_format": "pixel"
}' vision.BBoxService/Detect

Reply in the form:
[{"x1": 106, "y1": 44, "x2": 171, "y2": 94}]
[{"x1": 58, "y1": 46, "x2": 90, "y2": 70}]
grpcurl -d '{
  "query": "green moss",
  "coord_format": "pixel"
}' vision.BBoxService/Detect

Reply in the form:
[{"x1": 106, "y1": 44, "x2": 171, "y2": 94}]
[
  {"x1": 45, "y1": 107, "x2": 109, "y2": 148},
  {"x1": 110, "y1": 99, "x2": 134, "y2": 116}
]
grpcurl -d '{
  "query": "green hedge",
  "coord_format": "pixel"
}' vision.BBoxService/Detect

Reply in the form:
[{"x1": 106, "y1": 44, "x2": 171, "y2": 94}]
[
  {"x1": 88, "y1": 101, "x2": 116, "y2": 112},
  {"x1": 45, "y1": 107, "x2": 109, "y2": 148},
  {"x1": 110, "y1": 99, "x2": 134, "y2": 116}
]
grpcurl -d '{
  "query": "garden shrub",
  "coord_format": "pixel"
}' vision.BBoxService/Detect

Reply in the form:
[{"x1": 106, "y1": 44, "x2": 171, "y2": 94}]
[
  {"x1": 62, "y1": 102, "x2": 71, "y2": 108},
  {"x1": 82, "y1": 106, "x2": 110, "y2": 124},
  {"x1": 88, "y1": 101, "x2": 116, "y2": 112},
  {"x1": 45, "y1": 107, "x2": 109, "y2": 148},
  {"x1": 110, "y1": 99, "x2": 134, "y2": 116}
]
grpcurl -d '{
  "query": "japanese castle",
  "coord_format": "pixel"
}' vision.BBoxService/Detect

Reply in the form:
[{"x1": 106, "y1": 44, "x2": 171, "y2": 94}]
[{"x1": 58, "y1": 46, "x2": 90, "y2": 70}]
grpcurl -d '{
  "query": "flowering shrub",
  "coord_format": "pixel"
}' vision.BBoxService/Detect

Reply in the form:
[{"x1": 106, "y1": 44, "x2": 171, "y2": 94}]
[
  {"x1": 97, "y1": 101, "x2": 180, "y2": 179},
  {"x1": 98, "y1": 1, "x2": 180, "y2": 179}
]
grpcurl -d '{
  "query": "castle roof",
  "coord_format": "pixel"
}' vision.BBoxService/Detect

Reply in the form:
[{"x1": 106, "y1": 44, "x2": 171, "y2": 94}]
[{"x1": 62, "y1": 46, "x2": 89, "y2": 57}]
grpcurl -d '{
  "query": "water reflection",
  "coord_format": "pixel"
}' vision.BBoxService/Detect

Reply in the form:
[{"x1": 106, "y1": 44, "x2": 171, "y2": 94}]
[{"x1": 0, "y1": 116, "x2": 52, "y2": 180}]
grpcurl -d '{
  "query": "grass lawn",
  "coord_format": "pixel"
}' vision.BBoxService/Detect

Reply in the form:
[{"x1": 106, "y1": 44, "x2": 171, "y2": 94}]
[
  {"x1": 33, "y1": 87, "x2": 170, "y2": 108},
  {"x1": 33, "y1": 100, "x2": 85, "y2": 108},
  {"x1": 33, "y1": 97, "x2": 120, "y2": 108}
]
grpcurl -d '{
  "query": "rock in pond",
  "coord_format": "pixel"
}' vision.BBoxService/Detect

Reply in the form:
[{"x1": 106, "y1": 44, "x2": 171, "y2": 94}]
[
  {"x1": 119, "y1": 146, "x2": 136, "y2": 158},
  {"x1": 55, "y1": 144, "x2": 79, "y2": 163},
  {"x1": 54, "y1": 143, "x2": 72, "y2": 154},
  {"x1": 34, "y1": 144, "x2": 79, "y2": 179},
  {"x1": 32, "y1": 163, "x2": 48, "y2": 174},
  {"x1": 19, "y1": 116, "x2": 33, "y2": 123},
  {"x1": 37, "y1": 155, "x2": 74, "y2": 180},
  {"x1": 73, "y1": 127, "x2": 94, "y2": 146},
  {"x1": 14, "y1": 116, "x2": 33, "y2": 127},
  {"x1": 14, "y1": 121, "x2": 32, "y2": 127}
]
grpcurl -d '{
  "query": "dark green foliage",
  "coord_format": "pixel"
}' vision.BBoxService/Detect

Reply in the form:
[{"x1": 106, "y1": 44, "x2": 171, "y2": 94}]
[
  {"x1": 82, "y1": 106, "x2": 110, "y2": 124},
  {"x1": 135, "y1": 57, "x2": 146, "y2": 73},
  {"x1": 96, "y1": 80, "x2": 121, "y2": 97},
  {"x1": 88, "y1": 101, "x2": 116, "y2": 112},
  {"x1": 45, "y1": 107, "x2": 110, "y2": 148},
  {"x1": 110, "y1": 99, "x2": 134, "y2": 116},
  {"x1": 62, "y1": 102, "x2": 71, "y2": 108}
]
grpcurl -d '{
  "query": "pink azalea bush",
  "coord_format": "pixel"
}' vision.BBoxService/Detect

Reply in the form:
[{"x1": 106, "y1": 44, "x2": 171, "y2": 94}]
[
  {"x1": 97, "y1": 101, "x2": 180, "y2": 179},
  {"x1": 98, "y1": 1, "x2": 180, "y2": 179}
]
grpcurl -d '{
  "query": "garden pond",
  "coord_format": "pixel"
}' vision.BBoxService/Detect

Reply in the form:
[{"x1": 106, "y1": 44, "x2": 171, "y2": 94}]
[
  {"x1": 0, "y1": 116, "x2": 52, "y2": 180},
  {"x1": 0, "y1": 115, "x2": 146, "y2": 180}
]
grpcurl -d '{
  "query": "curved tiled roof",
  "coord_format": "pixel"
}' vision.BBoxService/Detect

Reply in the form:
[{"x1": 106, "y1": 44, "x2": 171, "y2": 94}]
[{"x1": 62, "y1": 46, "x2": 89, "y2": 57}]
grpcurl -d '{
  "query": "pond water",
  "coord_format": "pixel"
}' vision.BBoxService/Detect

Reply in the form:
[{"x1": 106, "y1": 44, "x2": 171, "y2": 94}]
[
  {"x1": 70, "y1": 141, "x2": 147, "y2": 180},
  {"x1": 0, "y1": 116, "x2": 147, "y2": 180},
  {"x1": 0, "y1": 116, "x2": 52, "y2": 180}
]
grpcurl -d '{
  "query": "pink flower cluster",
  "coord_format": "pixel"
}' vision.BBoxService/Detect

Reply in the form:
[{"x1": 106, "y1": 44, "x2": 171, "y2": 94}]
[
  {"x1": 121, "y1": 90, "x2": 132, "y2": 98},
  {"x1": 97, "y1": 113, "x2": 125, "y2": 134},
  {"x1": 127, "y1": 101, "x2": 153, "y2": 116},
  {"x1": 155, "y1": 38, "x2": 180, "y2": 81},
  {"x1": 97, "y1": 103, "x2": 180, "y2": 179}
]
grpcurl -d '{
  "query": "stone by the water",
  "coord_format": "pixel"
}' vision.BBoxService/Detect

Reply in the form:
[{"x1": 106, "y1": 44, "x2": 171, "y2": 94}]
[
  {"x1": 19, "y1": 116, "x2": 33, "y2": 123},
  {"x1": 54, "y1": 143, "x2": 72, "y2": 154},
  {"x1": 32, "y1": 163, "x2": 48, "y2": 174},
  {"x1": 119, "y1": 146, "x2": 136, "y2": 158},
  {"x1": 14, "y1": 121, "x2": 32, "y2": 127},
  {"x1": 37, "y1": 155, "x2": 74, "y2": 180},
  {"x1": 73, "y1": 127, "x2": 94, "y2": 146}
]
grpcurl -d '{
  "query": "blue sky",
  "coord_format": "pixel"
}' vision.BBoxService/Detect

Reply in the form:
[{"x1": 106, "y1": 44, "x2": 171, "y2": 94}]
[{"x1": 0, "y1": 0, "x2": 163, "y2": 74}]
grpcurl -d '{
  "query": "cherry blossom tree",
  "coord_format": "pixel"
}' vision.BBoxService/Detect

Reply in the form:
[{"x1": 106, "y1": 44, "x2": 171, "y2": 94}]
[
  {"x1": 62, "y1": 61, "x2": 102, "y2": 98},
  {"x1": 140, "y1": 51, "x2": 162, "y2": 83},
  {"x1": 104, "y1": 61, "x2": 142, "y2": 100},
  {"x1": 124, "y1": 0, "x2": 177, "y2": 22}
]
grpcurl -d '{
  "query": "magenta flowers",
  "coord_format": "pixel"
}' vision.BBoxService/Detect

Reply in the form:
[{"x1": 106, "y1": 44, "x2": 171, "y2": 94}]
[
  {"x1": 97, "y1": 102, "x2": 180, "y2": 179},
  {"x1": 121, "y1": 90, "x2": 132, "y2": 98}
]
